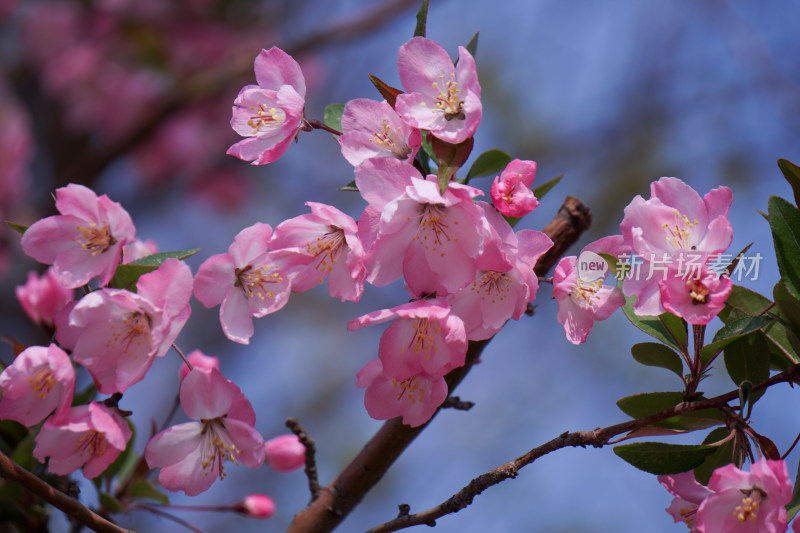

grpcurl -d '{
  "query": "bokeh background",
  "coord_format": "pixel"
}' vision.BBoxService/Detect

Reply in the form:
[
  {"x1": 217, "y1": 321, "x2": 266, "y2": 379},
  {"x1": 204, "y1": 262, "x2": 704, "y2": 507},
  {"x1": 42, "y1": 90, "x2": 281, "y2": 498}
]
[{"x1": 1, "y1": 0, "x2": 799, "y2": 531}]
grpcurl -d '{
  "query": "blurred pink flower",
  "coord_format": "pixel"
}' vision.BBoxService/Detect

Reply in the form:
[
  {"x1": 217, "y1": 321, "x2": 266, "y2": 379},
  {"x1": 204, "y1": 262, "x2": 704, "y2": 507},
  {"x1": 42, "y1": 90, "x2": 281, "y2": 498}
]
[
  {"x1": 15, "y1": 269, "x2": 74, "y2": 329},
  {"x1": 237, "y1": 494, "x2": 276, "y2": 519}
]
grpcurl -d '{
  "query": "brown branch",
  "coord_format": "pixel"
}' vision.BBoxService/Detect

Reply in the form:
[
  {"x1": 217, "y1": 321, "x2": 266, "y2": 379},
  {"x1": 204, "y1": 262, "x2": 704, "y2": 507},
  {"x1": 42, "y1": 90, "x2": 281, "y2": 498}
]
[
  {"x1": 286, "y1": 417, "x2": 322, "y2": 500},
  {"x1": 0, "y1": 449, "x2": 134, "y2": 533},
  {"x1": 286, "y1": 196, "x2": 593, "y2": 533},
  {"x1": 366, "y1": 364, "x2": 800, "y2": 532}
]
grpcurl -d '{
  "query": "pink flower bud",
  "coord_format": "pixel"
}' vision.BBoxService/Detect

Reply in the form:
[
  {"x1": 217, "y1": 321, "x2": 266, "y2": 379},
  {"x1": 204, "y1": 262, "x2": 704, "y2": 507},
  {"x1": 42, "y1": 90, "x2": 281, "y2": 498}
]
[
  {"x1": 178, "y1": 350, "x2": 220, "y2": 381},
  {"x1": 238, "y1": 494, "x2": 275, "y2": 519},
  {"x1": 264, "y1": 434, "x2": 305, "y2": 472}
]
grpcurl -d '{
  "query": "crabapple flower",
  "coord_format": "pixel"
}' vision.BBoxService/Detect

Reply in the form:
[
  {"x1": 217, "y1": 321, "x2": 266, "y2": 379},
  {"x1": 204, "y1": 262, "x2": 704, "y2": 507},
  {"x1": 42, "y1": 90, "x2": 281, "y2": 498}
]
[
  {"x1": 69, "y1": 258, "x2": 192, "y2": 393},
  {"x1": 264, "y1": 434, "x2": 305, "y2": 472},
  {"x1": 395, "y1": 37, "x2": 481, "y2": 144},
  {"x1": 658, "y1": 471, "x2": 712, "y2": 532},
  {"x1": 193, "y1": 223, "x2": 299, "y2": 344},
  {"x1": 227, "y1": 47, "x2": 306, "y2": 165},
  {"x1": 178, "y1": 350, "x2": 220, "y2": 381},
  {"x1": 489, "y1": 159, "x2": 539, "y2": 218},
  {"x1": 348, "y1": 299, "x2": 467, "y2": 379},
  {"x1": 356, "y1": 358, "x2": 447, "y2": 427},
  {"x1": 145, "y1": 368, "x2": 265, "y2": 496},
  {"x1": 122, "y1": 238, "x2": 159, "y2": 263},
  {"x1": 21, "y1": 184, "x2": 135, "y2": 288},
  {"x1": 697, "y1": 457, "x2": 792, "y2": 533},
  {"x1": 553, "y1": 237, "x2": 627, "y2": 344},
  {"x1": 620, "y1": 177, "x2": 732, "y2": 316},
  {"x1": 236, "y1": 494, "x2": 276, "y2": 519},
  {"x1": 659, "y1": 266, "x2": 732, "y2": 325},
  {"x1": 15, "y1": 268, "x2": 74, "y2": 329},
  {"x1": 0, "y1": 344, "x2": 74, "y2": 426},
  {"x1": 338, "y1": 99, "x2": 421, "y2": 166},
  {"x1": 270, "y1": 202, "x2": 366, "y2": 302},
  {"x1": 33, "y1": 402, "x2": 131, "y2": 478}
]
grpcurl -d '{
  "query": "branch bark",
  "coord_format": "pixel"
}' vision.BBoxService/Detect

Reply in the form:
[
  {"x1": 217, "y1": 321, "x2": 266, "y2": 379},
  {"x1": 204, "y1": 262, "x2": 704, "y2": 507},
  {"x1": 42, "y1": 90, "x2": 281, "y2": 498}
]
[{"x1": 287, "y1": 196, "x2": 592, "y2": 533}]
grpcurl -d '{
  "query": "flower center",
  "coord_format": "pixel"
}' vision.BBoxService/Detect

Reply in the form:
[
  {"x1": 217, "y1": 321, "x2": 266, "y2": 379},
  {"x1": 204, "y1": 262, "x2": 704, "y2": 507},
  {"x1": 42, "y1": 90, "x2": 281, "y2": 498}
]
[
  {"x1": 234, "y1": 264, "x2": 284, "y2": 300},
  {"x1": 432, "y1": 73, "x2": 465, "y2": 121},
  {"x1": 74, "y1": 430, "x2": 107, "y2": 459},
  {"x1": 247, "y1": 103, "x2": 286, "y2": 134},
  {"x1": 571, "y1": 278, "x2": 603, "y2": 303},
  {"x1": 662, "y1": 209, "x2": 699, "y2": 250},
  {"x1": 414, "y1": 204, "x2": 452, "y2": 255},
  {"x1": 75, "y1": 223, "x2": 116, "y2": 255},
  {"x1": 28, "y1": 367, "x2": 57, "y2": 400},
  {"x1": 733, "y1": 487, "x2": 765, "y2": 523},
  {"x1": 108, "y1": 311, "x2": 153, "y2": 358},
  {"x1": 392, "y1": 376, "x2": 425, "y2": 404},
  {"x1": 369, "y1": 120, "x2": 411, "y2": 159},
  {"x1": 306, "y1": 227, "x2": 346, "y2": 282},
  {"x1": 688, "y1": 279, "x2": 710, "y2": 305},
  {"x1": 472, "y1": 271, "x2": 511, "y2": 302},
  {"x1": 200, "y1": 419, "x2": 240, "y2": 480},
  {"x1": 405, "y1": 318, "x2": 441, "y2": 361}
]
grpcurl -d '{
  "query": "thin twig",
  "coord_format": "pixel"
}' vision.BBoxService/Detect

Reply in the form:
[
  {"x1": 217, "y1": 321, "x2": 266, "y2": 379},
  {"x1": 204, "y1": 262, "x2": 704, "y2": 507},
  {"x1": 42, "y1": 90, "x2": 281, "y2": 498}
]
[
  {"x1": 286, "y1": 418, "x2": 322, "y2": 500},
  {"x1": 440, "y1": 396, "x2": 474, "y2": 411}
]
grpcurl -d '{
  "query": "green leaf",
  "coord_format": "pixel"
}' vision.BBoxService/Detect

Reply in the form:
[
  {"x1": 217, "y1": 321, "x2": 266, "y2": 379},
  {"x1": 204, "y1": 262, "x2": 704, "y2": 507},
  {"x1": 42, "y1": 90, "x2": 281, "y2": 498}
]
[
  {"x1": 778, "y1": 158, "x2": 800, "y2": 206},
  {"x1": 419, "y1": 131, "x2": 438, "y2": 166},
  {"x1": 788, "y1": 456, "x2": 800, "y2": 520},
  {"x1": 694, "y1": 427, "x2": 735, "y2": 485},
  {"x1": 5, "y1": 221, "x2": 27, "y2": 234},
  {"x1": 775, "y1": 280, "x2": 800, "y2": 332},
  {"x1": 10, "y1": 432, "x2": 36, "y2": 472},
  {"x1": 432, "y1": 137, "x2": 473, "y2": 193},
  {"x1": 98, "y1": 493, "x2": 126, "y2": 515},
  {"x1": 621, "y1": 295, "x2": 686, "y2": 352},
  {"x1": 414, "y1": 0, "x2": 429, "y2": 37},
  {"x1": 613, "y1": 442, "x2": 717, "y2": 475},
  {"x1": 338, "y1": 180, "x2": 358, "y2": 192},
  {"x1": 617, "y1": 392, "x2": 724, "y2": 431},
  {"x1": 465, "y1": 31, "x2": 479, "y2": 59},
  {"x1": 721, "y1": 242, "x2": 753, "y2": 277},
  {"x1": 531, "y1": 173, "x2": 564, "y2": 200},
  {"x1": 630, "y1": 343, "x2": 684, "y2": 377},
  {"x1": 110, "y1": 249, "x2": 199, "y2": 290},
  {"x1": 723, "y1": 331, "x2": 770, "y2": 403},
  {"x1": 700, "y1": 315, "x2": 772, "y2": 364},
  {"x1": 72, "y1": 383, "x2": 97, "y2": 406},
  {"x1": 769, "y1": 195, "x2": 800, "y2": 300},
  {"x1": 463, "y1": 149, "x2": 511, "y2": 182},
  {"x1": 129, "y1": 479, "x2": 169, "y2": 505},
  {"x1": 368, "y1": 74, "x2": 404, "y2": 108},
  {"x1": 322, "y1": 103, "x2": 344, "y2": 133}
]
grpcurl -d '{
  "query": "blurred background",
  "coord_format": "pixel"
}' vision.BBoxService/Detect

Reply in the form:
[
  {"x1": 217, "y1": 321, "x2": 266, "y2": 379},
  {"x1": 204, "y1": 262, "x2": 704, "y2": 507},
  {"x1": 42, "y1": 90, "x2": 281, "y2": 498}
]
[{"x1": 1, "y1": 0, "x2": 799, "y2": 531}]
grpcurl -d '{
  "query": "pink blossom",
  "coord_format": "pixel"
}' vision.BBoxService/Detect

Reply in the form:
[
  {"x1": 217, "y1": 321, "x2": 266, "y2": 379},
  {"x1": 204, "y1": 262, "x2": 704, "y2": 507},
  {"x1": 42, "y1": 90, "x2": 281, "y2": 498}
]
[
  {"x1": 348, "y1": 299, "x2": 467, "y2": 379},
  {"x1": 489, "y1": 159, "x2": 539, "y2": 218},
  {"x1": 33, "y1": 402, "x2": 132, "y2": 478},
  {"x1": 178, "y1": 350, "x2": 220, "y2": 381},
  {"x1": 659, "y1": 266, "x2": 732, "y2": 325},
  {"x1": 264, "y1": 434, "x2": 305, "y2": 472},
  {"x1": 15, "y1": 268, "x2": 74, "y2": 329},
  {"x1": 21, "y1": 184, "x2": 136, "y2": 288},
  {"x1": 338, "y1": 99, "x2": 421, "y2": 166},
  {"x1": 69, "y1": 259, "x2": 193, "y2": 393},
  {"x1": 620, "y1": 177, "x2": 732, "y2": 316},
  {"x1": 356, "y1": 358, "x2": 447, "y2": 427},
  {"x1": 193, "y1": 223, "x2": 299, "y2": 344},
  {"x1": 395, "y1": 37, "x2": 481, "y2": 144},
  {"x1": 227, "y1": 47, "x2": 306, "y2": 165},
  {"x1": 0, "y1": 344, "x2": 74, "y2": 426},
  {"x1": 697, "y1": 458, "x2": 792, "y2": 533},
  {"x1": 658, "y1": 471, "x2": 712, "y2": 532},
  {"x1": 236, "y1": 494, "x2": 276, "y2": 519},
  {"x1": 145, "y1": 368, "x2": 265, "y2": 496},
  {"x1": 553, "y1": 238, "x2": 627, "y2": 344},
  {"x1": 122, "y1": 238, "x2": 159, "y2": 263},
  {"x1": 270, "y1": 202, "x2": 366, "y2": 302}
]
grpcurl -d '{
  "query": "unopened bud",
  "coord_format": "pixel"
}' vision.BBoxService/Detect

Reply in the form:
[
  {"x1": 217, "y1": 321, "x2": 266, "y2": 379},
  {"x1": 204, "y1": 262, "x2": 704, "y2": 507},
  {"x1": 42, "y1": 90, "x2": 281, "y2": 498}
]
[
  {"x1": 264, "y1": 434, "x2": 305, "y2": 472},
  {"x1": 236, "y1": 493, "x2": 275, "y2": 519}
]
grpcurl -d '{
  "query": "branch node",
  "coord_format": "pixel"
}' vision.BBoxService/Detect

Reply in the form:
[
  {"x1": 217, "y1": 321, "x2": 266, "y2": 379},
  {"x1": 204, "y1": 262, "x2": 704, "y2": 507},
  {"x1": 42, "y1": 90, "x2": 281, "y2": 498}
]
[
  {"x1": 441, "y1": 396, "x2": 475, "y2": 411},
  {"x1": 397, "y1": 503, "x2": 410, "y2": 517},
  {"x1": 286, "y1": 417, "x2": 322, "y2": 500}
]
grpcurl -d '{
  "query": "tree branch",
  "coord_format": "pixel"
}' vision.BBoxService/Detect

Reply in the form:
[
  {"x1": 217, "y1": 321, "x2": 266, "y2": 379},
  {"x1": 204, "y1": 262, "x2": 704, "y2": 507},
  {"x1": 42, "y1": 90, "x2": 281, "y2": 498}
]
[
  {"x1": 0, "y1": 449, "x2": 133, "y2": 533},
  {"x1": 366, "y1": 364, "x2": 800, "y2": 532},
  {"x1": 287, "y1": 196, "x2": 592, "y2": 533}
]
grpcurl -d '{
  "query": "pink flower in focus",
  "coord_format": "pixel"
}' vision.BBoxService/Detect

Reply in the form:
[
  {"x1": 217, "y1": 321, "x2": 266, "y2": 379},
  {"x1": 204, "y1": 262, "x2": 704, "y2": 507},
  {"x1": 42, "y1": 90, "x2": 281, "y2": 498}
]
[
  {"x1": 21, "y1": 184, "x2": 136, "y2": 288},
  {"x1": 338, "y1": 99, "x2": 421, "y2": 166},
  {"x1": 15, "y1": 269, "x2": 74, "y2": 329},
  {"x1": 553, "y1": 237, "x2": 627, "y2": 345},
  {"x1": 697, "y1": 458, "x2": 792, "y2": 533},
  {"x1": 356, "y1": 358, "x2": 447, "y2": 427},
  {"x1": 193, "y1": 223, "x2": 298, "y2": 344},
  {"x1": 34, "y1": 402, "x2": 131, "y2": 478},
  {"x1": 145, "y1": 368, "x2": 265, "y2": 496},
  {"x1": 227, "y1": 47, "x2": 306, "y2": 165},
  {"x1": 348, "y1": 299, "x2": 467, "y2": 379},
  {"x1": 178, "y1": 350, "x2": 220, "y2": 381},
  {"x1": 0, "y1": 344, "x2": 74, "y2": 426},
  {"x1": 264, "y1": 434, "x2": 305, "y2": 472},
  {"x1": 490, "y1": 159, "x2": 539, "y2": 218},
  {"x1": 395, "y1": 37, "x2": 481, "y2": 144},
  {"x1": 659, "y1": 266, "x2": 732, "y2": 325},
  {"x1": 658, "y1": 471, "x2": 712, "y2": 532},
  {"x1": 69, "y1": 259, "x2": 193, "y2": 393},
  {"x1": 620, "y1": 177, "x2": 732, "y2": 316},
  {"x1": 236, "y1": 494, "x2": 276, "y2": 519},
  {"x1": 270, "y1": 202, "x2": 366, "y2": 302}
]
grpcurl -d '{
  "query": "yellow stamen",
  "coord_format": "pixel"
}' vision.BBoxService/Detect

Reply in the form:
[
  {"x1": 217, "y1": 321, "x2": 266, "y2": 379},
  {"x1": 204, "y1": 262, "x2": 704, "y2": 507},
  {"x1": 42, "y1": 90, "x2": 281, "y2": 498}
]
[{"x1": 234, "y1": 264, "x2": 283, "y2": 300}]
